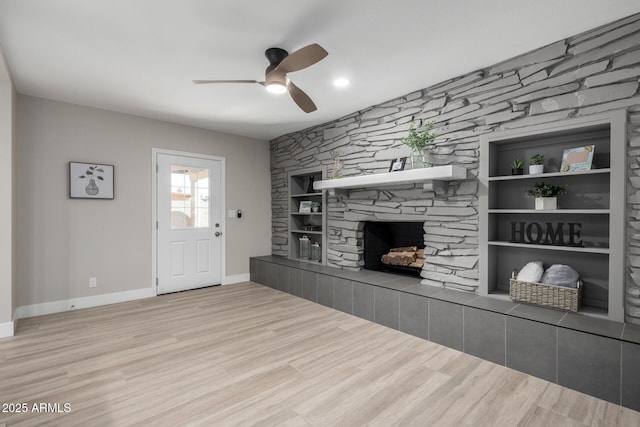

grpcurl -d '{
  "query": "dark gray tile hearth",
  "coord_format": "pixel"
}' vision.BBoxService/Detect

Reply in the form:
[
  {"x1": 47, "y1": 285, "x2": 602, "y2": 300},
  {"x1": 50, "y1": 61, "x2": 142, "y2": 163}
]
[
  {"x1": 559, "y1": 312, "x2": 624, "y2": 339},
  {"x1": 317, "y1": 275, "x2": 334, "y2": 308},
  {"x1": 302, "y1": 271, "x2": 317, "y2": 302},
  {"x1": 466, "y1": 296, "x2": 519, "y2": 315},
  {"x1": 557, "y1": 329, "x2": 621, "y2": 404},
  {"x1": 621, "y1": 342, "x2": 640, "y2": 411},
  {"x1": 399, "y1": 292, "x2": 429, "y2": 340},
  {"x1": 353, "y1": 281, "x2": 374, "y2": 322},
  {"x1": 507, "y1": 303, "x2": 567, "y2": 325},
  {"x1": 506, "y1": 316, "x2": 557, "y2": 383},
  {"x1": 623, "y1": 323, "x2": 640, "y2": 343},
  {"x1": 333, "y1": 278, "x2": 353, "y2": 314},
  {"x1": 429, "y1": 299, "x2": 463, "y2": 351},
  {"x1": 464, "y1": 307, "x2": 505, "y2": 365},
  {"x1": 265, "y1": 262, "x2": 277, "y2": 289},
  {"x1": 289, "y1": 268, "x2": 303, "y2": 297},
  {"x1": 374, "y1": 287, "x2": 399, "y2": 330},
  {"x1": 276, "y1": 265, "x2": 290, "y2": 293}
]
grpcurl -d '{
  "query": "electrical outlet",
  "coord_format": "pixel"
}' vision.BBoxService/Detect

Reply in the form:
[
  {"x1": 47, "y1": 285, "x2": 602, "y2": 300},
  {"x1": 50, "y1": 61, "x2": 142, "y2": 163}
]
[{"x1": 89, "y1": 277, "x2": 97, "y2": 288}]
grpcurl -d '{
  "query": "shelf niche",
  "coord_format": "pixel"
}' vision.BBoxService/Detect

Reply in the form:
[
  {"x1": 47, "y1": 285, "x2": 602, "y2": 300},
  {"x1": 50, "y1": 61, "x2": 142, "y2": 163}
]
[
  {"x1": 288, "y1": 168, "x2": 326, "y2": 265},
  {"x1": 479, "y1": 111, "x2": 626, "y2": 322}
]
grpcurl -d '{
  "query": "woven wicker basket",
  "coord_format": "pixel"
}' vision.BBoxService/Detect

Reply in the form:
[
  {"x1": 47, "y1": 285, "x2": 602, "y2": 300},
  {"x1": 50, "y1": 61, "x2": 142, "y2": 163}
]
[{"x1": 509, "y1": 279, "x2": 581, "y2": 312}]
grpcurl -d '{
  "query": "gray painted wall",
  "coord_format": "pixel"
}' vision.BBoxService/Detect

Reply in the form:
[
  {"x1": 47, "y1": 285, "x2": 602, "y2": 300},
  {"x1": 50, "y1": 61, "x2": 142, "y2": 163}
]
[
  {"x1": 16, "y1": 95, "x2": 272, "y2": 307},
  {"x1": 270, "y1": 13, "x2": 640, "y2": 323}
]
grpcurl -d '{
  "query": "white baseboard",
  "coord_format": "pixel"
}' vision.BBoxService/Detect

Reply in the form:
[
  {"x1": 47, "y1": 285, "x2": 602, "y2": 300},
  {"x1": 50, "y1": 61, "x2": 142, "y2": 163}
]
[
  {"x1": 0, "y1": 320, "x2": 14, "y2": 339},
  {"x1": 223, "y1": 273, "x2": 250, "y2": 285},
  {"x1": 13, "y1": 277, "x2": 248, "y2": 322},
  {"x1": 16, "y1": 287, "x2": 156, "y2": 319}
]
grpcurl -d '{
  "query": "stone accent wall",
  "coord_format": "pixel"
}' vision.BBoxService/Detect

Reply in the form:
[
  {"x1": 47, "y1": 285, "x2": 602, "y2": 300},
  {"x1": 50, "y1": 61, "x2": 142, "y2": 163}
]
[{"x1": 270, "y1": 14, "x2": 640, "y2": 323}]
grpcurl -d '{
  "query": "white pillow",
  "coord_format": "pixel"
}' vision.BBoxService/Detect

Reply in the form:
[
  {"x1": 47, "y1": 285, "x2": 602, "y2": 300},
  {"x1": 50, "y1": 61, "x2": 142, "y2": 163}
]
[{"x1": 516, "y1": 261, "x2": 544, "y2": 283}]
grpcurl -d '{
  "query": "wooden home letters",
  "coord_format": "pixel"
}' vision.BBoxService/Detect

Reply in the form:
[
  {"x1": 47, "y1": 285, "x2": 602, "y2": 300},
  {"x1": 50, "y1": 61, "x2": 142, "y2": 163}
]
[{"x1": 510, "y1": 221, "x2": 583, "y2": 247}]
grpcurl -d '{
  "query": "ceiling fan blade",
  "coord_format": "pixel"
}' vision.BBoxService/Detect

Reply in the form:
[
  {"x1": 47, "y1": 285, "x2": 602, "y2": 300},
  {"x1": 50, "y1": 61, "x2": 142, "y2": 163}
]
[
  {"x1": 276, "y1": 43, "x2": 328, "y2": 73},
  {"x1": 287, "y1": 80, "x2": 317, "y2": 113},
  {"x1": 192, "y1": 79, "x2": 262, "y2": 84}
]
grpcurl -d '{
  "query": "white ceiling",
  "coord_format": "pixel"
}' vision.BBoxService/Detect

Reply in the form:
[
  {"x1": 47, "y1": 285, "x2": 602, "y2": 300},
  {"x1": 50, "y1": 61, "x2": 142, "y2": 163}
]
[{"x1": 0, "y1": 1, "x2": 639, "y2": 141}]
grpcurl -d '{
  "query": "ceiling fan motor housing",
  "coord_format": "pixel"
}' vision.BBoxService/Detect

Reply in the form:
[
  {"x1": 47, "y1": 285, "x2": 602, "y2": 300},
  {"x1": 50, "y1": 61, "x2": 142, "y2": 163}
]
[{"x1": 265, "y1": 47, "x2": 289, "y2": 74}]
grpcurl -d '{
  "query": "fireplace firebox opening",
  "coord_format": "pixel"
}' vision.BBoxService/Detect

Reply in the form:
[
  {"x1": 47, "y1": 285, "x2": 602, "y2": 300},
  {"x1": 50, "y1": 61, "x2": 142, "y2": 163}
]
[{"x1": 363, "y1": 221, "x2": 425, "y2": 277}]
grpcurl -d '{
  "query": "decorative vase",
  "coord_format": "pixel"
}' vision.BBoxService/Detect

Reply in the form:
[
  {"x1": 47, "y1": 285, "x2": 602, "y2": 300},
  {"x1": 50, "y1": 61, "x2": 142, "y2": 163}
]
[
  {"x1": 529, "y1": 164, "x2": 544, "y2": 175},
  {"x1": 511, "y1": 168, "x2": 524, "y2": 175},
  {"x1": 85, "y1": 178, "x2": 100, "y2": 196},
  {"x1": 306, "y1": 176, "x2": 315, "y2": 194},
  {"x1": 311, "y1": 242, "x2": 321, "y2": 262},
  {"x1": 410, "y1": 148, "x2": 432, "y2": 169},
  {"x1": 535, "y1": 197, "x2": 557, "y2": 210}
]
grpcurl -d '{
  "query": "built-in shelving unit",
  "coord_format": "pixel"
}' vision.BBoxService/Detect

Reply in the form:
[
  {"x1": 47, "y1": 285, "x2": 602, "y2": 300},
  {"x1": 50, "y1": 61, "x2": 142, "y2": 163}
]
[
  {"x1": 479, "y1": 111, "x2": 626, "y2": 321},
  {"x1": 313, "y1": 165, "x2": 467, "y2": 195},
  {"x1": 288, "y1": 168, "x2": 326, "y2": 265}
]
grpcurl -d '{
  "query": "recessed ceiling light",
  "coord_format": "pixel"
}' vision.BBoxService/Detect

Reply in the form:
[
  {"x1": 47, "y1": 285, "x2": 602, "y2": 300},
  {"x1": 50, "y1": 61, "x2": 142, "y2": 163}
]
[{"x1": 334, "y1": 78, "x2": 350, "y2": 88}]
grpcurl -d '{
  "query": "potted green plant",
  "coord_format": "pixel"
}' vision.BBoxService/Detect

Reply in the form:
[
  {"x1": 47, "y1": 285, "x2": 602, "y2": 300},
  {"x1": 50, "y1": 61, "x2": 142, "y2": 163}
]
[
  {"x1": 511, "y1": 159, "x2": 524, "y2": 175},
  {"x1": 525, "y1": 182, "x2": 567, "y2": 210},
  {"x1": 401, "y1": 121, "x2": 437, "y2": 169},
  {"x1": 529, "y1": 154, "x2": 544, "y2": 175}
]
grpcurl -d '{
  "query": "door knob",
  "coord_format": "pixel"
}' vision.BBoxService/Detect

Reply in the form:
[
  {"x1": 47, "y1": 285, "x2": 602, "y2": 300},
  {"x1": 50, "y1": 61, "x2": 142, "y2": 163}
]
[{"x1": 215, "y1": 231, "x2": 222, "y2": 237}]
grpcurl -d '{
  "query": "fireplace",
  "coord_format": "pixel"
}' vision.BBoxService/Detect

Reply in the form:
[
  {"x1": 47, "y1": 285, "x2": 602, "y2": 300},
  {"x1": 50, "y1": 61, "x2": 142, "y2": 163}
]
[{"x1": 363, "y1": 221, "x2": 425, "y2": 276}]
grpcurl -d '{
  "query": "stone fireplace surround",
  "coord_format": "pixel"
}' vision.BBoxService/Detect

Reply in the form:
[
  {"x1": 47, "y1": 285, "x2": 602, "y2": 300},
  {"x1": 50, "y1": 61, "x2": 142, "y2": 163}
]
[
  {"x1": 270, "y1": 12, "x2": 640, "y2": 321},
  {"x1": 324, "y1": 183, "x2": 478, "y2": 293}
]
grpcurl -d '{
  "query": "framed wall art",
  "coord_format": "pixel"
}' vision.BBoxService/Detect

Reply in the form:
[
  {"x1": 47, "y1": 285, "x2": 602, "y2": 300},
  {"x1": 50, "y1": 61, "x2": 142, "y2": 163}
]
[{"x1": 69, "y1": 162, "x2": 114, "y2": 199}]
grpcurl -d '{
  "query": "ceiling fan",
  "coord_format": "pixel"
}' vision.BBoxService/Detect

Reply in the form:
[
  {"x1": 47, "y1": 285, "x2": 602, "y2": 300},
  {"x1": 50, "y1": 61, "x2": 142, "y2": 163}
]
[{"x1": 193, "y1": 43, "x2": 328, "y2": 113}]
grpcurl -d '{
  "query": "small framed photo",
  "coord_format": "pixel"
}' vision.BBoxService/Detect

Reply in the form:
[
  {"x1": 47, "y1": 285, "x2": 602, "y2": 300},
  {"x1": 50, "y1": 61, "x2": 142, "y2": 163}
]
[
  {"x1": 389, "y1": 157, "x2": 407, "y2": 172},
  {"x1": 560, "y1": 145, "x2": 594, "y2": 172},
  {"x1": 299, "y1": 200, "x2": 313, "y2": 213},
  {"x1": 69, "y1": 162, "x2": 114, "y2": 199}
]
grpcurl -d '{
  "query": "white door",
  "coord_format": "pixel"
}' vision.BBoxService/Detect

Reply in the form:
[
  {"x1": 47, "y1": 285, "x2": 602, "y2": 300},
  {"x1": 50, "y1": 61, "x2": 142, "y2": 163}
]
[{"x1": 156, "y1": 153, "x2": 223, "y2": 294}]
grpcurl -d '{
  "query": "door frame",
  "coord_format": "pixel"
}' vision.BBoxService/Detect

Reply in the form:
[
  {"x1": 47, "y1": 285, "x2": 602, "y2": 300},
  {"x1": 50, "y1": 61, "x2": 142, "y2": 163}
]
[{"x1": 151, "y1": 148, "x2": 226, "y2": 295}]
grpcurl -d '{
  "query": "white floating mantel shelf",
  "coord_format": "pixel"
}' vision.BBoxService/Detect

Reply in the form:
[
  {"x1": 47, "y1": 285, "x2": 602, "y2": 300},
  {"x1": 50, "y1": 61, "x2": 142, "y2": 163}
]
[{"x1": 314, "y1": 165, "x2": 467, "y2": 195}]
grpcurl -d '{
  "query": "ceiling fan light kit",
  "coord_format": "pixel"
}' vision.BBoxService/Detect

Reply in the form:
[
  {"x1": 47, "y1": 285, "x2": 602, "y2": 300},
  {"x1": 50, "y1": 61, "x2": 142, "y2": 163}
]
[
  {"x1": 194, "y1": 43, "x2": 328, "y2": 113},
  {"x1": 266, "y1": 83, "x2": 287, "y2": 94},
  {"x1": 265, "y1": 68, "x2": 288, "y2": 94}
]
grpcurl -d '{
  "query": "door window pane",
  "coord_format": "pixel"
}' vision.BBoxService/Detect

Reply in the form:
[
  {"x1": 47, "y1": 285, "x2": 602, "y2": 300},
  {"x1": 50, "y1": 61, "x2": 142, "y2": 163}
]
[{"x1": 170, "y1": 165, "x2": 210, "y2": 229}]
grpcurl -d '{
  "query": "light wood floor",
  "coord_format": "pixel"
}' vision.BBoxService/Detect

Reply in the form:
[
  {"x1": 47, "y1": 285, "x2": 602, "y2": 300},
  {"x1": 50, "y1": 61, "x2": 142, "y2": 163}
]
[{"x1": 1, "y1": 282, "x2": 638, "y2": 426}]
